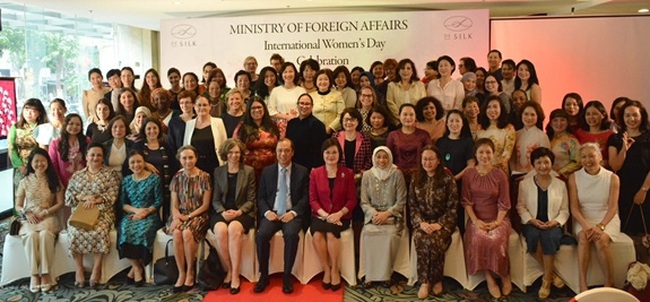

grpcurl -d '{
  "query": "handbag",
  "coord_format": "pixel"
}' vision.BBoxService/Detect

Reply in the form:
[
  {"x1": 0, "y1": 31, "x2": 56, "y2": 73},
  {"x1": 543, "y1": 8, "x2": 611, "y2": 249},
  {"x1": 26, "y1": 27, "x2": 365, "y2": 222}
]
[
  {"x1": 198, "y1": 242, "x2": 225, "y2": 290},
  {"x1": 69, "y1": 206, "x2": 100, "y2": 231},
  {"x1": 154, "y1": 239, "x2": 178, "y2": 285},
  {"x1": 624, "y1": 204, "x2": 650, "y2": 264},
  {"x1": 9, "y1": 216, "x2": 21, "y2": 236}
]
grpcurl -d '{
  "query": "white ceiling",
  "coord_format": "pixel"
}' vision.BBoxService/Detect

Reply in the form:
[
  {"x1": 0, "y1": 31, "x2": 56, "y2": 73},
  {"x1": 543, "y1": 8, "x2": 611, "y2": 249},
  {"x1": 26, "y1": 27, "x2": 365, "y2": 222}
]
[{"x1": 6, "y1": 0, "x2": 650, "y2": 30}]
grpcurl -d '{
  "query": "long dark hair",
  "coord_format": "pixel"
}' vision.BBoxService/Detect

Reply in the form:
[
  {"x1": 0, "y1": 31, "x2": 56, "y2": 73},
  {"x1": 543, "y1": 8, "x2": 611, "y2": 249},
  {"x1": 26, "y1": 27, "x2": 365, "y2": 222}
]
[
  {"x1": 17, "y1": 98, "x2": 48, "y2": 128},
  {"x1": 444, "y1": 109, "x2": 472, "y2": 138},
  {"x1": 25, "y1": 148, "x2": 61, "y2": 194},
  {"x1": 238, "y1": 97, "x2": 279, "y2": 143},
  {"x1": 59, "y1": 113, "x2": 88, "y2": 162},
  {"x1": 514, "y1": 59, "x2": 540, "y2": 90},
  {"x1": 479, "y1": 95, "x2": 509, "y2": 129},
  {"x1": 545, "y1": 109, "x2": 569, "y2": 139},
  {"x1": 581, "y1": 100, "x2": 611, "y2": 131},
  {"x1": 139, "y1": 68, "x2": 162, "y2": 96},
  {"x1": 413, "y1": 145, "x2": 446, "y2": 188},
  {"x1": 618, "y1": 100, "x2": 649, "y2": 133},
  {"x1": 253, "y1": 66, "x2": 278, "y2": 99}
]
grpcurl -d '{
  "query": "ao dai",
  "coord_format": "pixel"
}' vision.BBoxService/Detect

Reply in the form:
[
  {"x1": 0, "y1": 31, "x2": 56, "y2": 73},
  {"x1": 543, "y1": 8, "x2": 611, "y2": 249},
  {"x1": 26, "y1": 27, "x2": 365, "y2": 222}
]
[{"x1": 476, "y1": 124, "x2": 516, "y2": 175}]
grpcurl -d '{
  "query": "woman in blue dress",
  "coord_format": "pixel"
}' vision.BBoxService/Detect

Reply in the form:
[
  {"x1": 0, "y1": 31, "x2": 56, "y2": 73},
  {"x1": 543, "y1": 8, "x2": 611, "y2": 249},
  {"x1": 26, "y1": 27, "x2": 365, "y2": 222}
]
[{"x1": 117, "y1": 150, "x2": 163, "y2": 286}]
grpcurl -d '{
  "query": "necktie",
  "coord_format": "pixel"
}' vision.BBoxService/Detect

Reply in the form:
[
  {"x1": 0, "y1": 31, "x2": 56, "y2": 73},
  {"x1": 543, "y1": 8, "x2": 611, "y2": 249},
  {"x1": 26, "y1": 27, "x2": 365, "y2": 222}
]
[{"x1": 277, "y1": 168, "x2": 287, "y2": 216}]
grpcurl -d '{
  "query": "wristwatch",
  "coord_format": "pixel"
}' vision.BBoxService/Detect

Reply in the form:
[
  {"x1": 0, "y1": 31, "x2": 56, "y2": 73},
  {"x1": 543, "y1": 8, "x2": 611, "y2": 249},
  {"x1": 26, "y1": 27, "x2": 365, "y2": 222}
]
[{"x1": 596, "y1": 223, "x2": 606, "y2": 231}]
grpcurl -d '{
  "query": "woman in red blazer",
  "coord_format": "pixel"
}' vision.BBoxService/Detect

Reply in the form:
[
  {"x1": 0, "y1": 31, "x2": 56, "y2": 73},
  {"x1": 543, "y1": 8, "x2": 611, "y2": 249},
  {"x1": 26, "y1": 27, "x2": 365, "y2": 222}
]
[{"x1": 309, "y1": 138, "x2": 357, "y2": 291}]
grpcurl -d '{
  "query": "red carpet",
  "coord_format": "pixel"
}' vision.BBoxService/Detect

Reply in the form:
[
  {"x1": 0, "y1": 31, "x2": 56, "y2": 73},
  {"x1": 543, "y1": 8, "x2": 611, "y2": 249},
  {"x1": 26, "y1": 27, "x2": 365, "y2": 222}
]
[{"x1": 203, "y1": 275, "x2": 344, "y2": 302}]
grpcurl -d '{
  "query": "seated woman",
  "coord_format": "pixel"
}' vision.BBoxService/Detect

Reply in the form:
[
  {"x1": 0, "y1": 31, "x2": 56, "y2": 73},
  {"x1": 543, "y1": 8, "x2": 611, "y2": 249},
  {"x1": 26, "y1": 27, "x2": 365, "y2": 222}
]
[
  {"x1": 166, "y1": 145, "x2": 211, "y2": 292},
  {"x1": 516, "y1": 147, "x2": 569, "y2": 299},
  {"x1": 309, "y1": 138, "x2": 357, "y2": 291},
  {"x1": 359, "y1": 147, "x2": 407, "y2": 287},
  {"x1": 208, "y1": 138, "x2": 256, "y2": 295},
  {"x1": 409, "y1": 146, "x2": 458, "y2": 299},
  {"x1": 569, "y1": 142, "x2": 621, "y2": 292},
  {"x1": 65, "y1": 142, "x2": 121, "y2": 288},
  {"x1": 15, "y1": 148, "x2": 64, "y2": 293},
  {"x1": 462, "y1": 138, "x2": 512, "y2": 299},
  {"x1": 117, "y1": 150, "x2": 163, "y2": 287}
]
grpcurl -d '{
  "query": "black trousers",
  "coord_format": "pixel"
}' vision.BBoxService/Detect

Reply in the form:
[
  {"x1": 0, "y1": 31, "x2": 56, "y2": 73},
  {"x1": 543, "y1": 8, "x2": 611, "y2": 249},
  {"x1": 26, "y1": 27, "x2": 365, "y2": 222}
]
[{"x1": 256, "y1": 216, "x2": 303, "y2": 277}]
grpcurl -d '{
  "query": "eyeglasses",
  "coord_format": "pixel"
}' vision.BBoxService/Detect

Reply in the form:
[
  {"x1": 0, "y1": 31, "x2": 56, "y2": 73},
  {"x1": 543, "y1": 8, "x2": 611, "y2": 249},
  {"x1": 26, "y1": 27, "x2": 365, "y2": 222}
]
[{"x1": 343, "y1": 118, "x2": 358, "y2": 123}]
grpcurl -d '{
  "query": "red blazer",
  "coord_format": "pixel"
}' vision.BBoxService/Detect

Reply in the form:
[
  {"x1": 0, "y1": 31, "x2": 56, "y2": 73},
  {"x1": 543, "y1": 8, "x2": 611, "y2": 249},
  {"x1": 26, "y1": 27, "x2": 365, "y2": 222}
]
[{"x1": 309, "y1": 166, "x2": 357, "y2": 220}]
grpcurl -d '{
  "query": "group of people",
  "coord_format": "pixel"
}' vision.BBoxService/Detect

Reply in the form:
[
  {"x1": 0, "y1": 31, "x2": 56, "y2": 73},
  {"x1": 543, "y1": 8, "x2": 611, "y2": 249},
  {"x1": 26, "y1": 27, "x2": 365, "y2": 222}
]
[{"x1": 8, "y1": 50, "x2": 649, "y2": 300}]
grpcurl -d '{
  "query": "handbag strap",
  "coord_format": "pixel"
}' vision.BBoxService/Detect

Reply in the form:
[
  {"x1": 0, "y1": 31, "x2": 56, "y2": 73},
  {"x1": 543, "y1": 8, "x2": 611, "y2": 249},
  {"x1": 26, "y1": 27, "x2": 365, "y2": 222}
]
[
  {"x1": 165, "y1": 239, "x2": 173, "y2": 258},
  {"x1": 624, "y1": 204, "x2": 649, "y2": 235}
]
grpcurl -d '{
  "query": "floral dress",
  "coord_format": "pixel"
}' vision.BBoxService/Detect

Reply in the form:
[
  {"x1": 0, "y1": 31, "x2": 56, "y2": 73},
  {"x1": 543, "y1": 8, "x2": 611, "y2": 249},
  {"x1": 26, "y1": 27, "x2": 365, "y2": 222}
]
[
  {"x1": 65, "y1": 166, "x2": 121, "y2": 254},
  {"x1": 9, "y1": 123, "x2": 38, "y2": 187},
  {"x1": 235, "y1": 127, "x2": 278, "y2": 181},
  {"x1": 476, "y1": 124, "x2": 516, "y2": 175},
  {"x1": 165, "y1": 170, "x2": 211, "y2": 243}
]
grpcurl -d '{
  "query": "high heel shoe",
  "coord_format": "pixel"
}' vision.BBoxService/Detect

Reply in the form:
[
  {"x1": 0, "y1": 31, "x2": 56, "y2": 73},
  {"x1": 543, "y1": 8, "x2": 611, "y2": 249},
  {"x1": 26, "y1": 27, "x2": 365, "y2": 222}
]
[
  {"x1": 74, "y1": 281, "x2": 85, "y2": 289},
  {"x1": 222, "y1": 281, "x2": 231, "y2": 289},
  {"x1": 552, "y1": 274, "x2": 565, "y2": 288},
  {"x1": 417, "y1": 283, "x2": 429, "y2": 299},
  {"x1": 40, "y1": 283, "x2": 52, "y2": 292},
  {"x1": 125, "y1": 276, "x2": 134, "y2": 285},
  {"x1": 172, "y1": 285, "x2": 184, "y2": 293},
  {"x1": 330, "y1": 283, "x2": 342, "y2": 291},
  {"x1": 89, "y1": 280, "x2": 101, "y2": 288},
  {"x1": 322, "y1": 281, "x2": 331, "y2": 290},
  {"x1": 538, "y1": 278, "x2": 552, "y2": 299}
]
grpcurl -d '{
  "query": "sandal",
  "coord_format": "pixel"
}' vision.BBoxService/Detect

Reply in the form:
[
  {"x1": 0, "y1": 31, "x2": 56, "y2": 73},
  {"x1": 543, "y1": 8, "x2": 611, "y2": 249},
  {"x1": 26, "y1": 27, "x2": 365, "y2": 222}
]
[
  {"x1": 539, "y1": 278, "x2": 552, "y2": 299},
  {"x1": 552, "y1": 274, "x2": 565, "y2": 288},
  {"x1": 417, "y1": 283, "x2": 430, "y2": 299}
]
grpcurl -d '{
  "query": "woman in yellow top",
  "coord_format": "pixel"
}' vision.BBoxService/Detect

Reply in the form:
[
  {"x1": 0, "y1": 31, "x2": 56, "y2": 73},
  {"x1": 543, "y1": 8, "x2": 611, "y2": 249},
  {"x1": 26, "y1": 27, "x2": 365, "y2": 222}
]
[
  {"x1": 386, "y1": 59, "x2": 426, "y2": 120},
  {"x1": 82, "y1": 68, "x2": 110, "y2": 123},
  {"x1": 309, "y1": 69, "x2": 345, "y2": 135}
]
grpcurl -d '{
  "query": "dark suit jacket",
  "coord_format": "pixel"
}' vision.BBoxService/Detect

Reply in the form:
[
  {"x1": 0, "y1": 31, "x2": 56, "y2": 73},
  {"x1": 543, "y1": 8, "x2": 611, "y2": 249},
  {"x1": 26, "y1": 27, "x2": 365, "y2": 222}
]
[
  {"x1": 102, "y1": 138, "x2": 135, "y2": 177},
  {"x1": 212, "y1": 164, "x2": 256, "y2": 219},
  {"x1": 257, "y1": 162, "x2": 310, "y2": 218},
  {"x1": 309, "y1": 166, "x2": 357, "y2": 220}
]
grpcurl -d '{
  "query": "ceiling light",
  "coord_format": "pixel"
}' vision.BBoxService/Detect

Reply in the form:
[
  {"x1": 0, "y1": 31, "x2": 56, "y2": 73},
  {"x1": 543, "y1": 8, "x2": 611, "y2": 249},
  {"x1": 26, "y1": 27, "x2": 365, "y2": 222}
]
[
  {"x1": 639, "y1": 8, "x2": 649, "y2": 13},
  {"x1": 173, "y1": 1, "x2": 183, "y2": 5}
]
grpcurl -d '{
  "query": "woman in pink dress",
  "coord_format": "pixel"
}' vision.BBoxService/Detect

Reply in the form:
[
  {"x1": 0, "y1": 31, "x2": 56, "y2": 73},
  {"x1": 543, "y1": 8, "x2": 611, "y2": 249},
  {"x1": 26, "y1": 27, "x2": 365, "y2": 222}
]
[
  {"x1": 462, "y1": 138, "x2": 512, "y2": 299},
  {"x1": 48, "y1": 113, "x2": 89, "y2": 188},
  {"x1": 234, "y1": 97, "x2": 279, "y2": 181}
]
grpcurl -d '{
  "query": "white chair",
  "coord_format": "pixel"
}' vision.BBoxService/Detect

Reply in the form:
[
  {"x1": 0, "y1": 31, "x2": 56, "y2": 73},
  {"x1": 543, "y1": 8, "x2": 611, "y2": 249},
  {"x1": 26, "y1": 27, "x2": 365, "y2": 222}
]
[
  {"x1": 407, "y1": 228, "x2": 469, "y2": 288},
  {"x1": 465, "y1": 231, "x2": 526, "y2": 292},
  {"x1": 358, "y1": 226, "x2": 410, "y2": 282},
  {"x1": 150, "y1": 228, "x2": 211, "y2": 283},
  {"x1": 571, "y1": 287, "x2": 640, "y2": 302},
  {"x1": 0, "y1": 234, "x2": 31, "y2": 286},
  {"x1": 264, "y1": 230, "x2": 304, "y2": 281},
  {"x1": 301, "y1": 227, "x2": 356, "y2": 286},
  {"x1": 53, "y1": 229, "x2": 130, "y2": 284},
  {"x1": 555, "y1": 233, "x2": 637, "y2": 294}
]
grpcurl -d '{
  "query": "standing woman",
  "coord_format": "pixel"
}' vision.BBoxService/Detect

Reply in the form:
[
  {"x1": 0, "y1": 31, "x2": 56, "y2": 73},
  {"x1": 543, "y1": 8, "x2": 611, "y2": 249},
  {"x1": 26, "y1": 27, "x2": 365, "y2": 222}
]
[
  {"x1": 310, "y1": 139, "x2": 357, "y2": 291},
  {"x1": 166, "y1": 145, "x2": 211, "y2": 292},
  {"x1": 203, "y1": 68, "x2": 227, "y2": 116},
  {"x1": 574, "y1": 100, "x2": 614, "y2": 168},
  {"x1": 475, "y1": 67, "x2": 488, "y2": 95},
  {"x1": 514, "y1": 60, "x2": 542, "y2": 104},
  {"x1": 209, "y1": 139, "x2": 256, "y2": 295},
  {"x1": 310, "y1": 69, "x2": 345, "y2": 135},
  {"x1": 134, "y1": 118, "x2": 179, "y2": 221},
  {"x1": 234, "y1": 70, "x2": 253, "y2": 101},
  {"x1": 511, "y1": 101, "x2": 550, "y2": 175},
  {"x1": 128, "y1": 106, "x2": 151, "y2": 142},
  {"x1": 253, "y1": 66, "x2": 278, "y2": 102},
  {"x1": 86, "y1": 99, "x2": 115, "y2": 144},
  {"x1": 370, "y1": 61, "x2": 385, "y2": 87},
  {"x1": 65, "y1": 142, "x2": 121, "y2": 288},
  {"x1": 234, "y1": 97, "x2": 280, "y2": 180},
  {"x1": 410, "y1": 146, "x2": 458, "y2": 298},
  {"x1": 182, "y1": 72, "x2": 200, "y2": 96},
  {"x1": 356, "y1": 86, "x2": 378, "y2": 133},
  {"x1": 546, "y1": 109, "x2": 581, "y2": 179},
  {"x1": 182, "y1": 96, "x2": 228, "y2": 179},
  {"x1": 168, "y1": 90, "x2": 196, "y2": 152},
  {"x1": 103, "y1": 116, "x2": 134, "y2": 176},
  {"x1": 387, "y1": 104, "x2": 432, "y2": 183},
  {"x1": 427, "y1": 55, "x2": 465, "y2": 112},
  {"x1": 49, "y1": 114, "x2": 90, "y2": 188},
  {"x1": 117, "y1": 150, "x2": 163, "y2": 286},
  {"x1": 9, "y1": 98, "x2": 48, "y2": 190},
  {"x1": 350, "y1": 66, "x2": 364, "y2": 91},
  {"x1": 386, "y1": 58, "x2": 427, "y2": 119},
  {"x1": 516, "y1": 147, "x2": 569, "y2": 299},
  {"x1": 137, "y1": 68, "x2": 163, "y2": 111},
  {"x1": 15, "y1": 148, "x2": 64, "y2": 293},
  {"x1": 333, "y1": 66, "x2": 357, "y2": 108},
  {"x1": 359, "y1": 147, "x2": 407, "y2": 287},
  {"x1": 462, "y1": 138, "x2": 513, "y2": 299},
  {"x1": 82, "y1": 68, "x2": 110, "y2": 123},
  {"x1": 300, "y1": 59, "x2": 320, "y2": 94},
  {"x1": 365, "y1": 106, "x2": 394, "y2": 150},
  {"x1": 151, "y1": 87, "x2": 178, "y2": 133},
  {"x1": 116, "y1": 88, "x2": 140, "y2": 125},
  {"x1": 462, "y1": 96, "x2": 482, "y2": 140},
  {"x1": 562, "y1": 93, "x2": 584, "y2": 133},
  {"x1": 199, "y1": 62, "x2": 217, "y2": 95},
  {"x1": 484, "y1": 74, "x2": 512, "y2": 114},
  {"x1": 221, "y1": 88, "x2": 246, "y2": 138},
  {"x1": 167, "y1": 67, "x2": 182, "y2": 110},
  {"x1": 610, "y1": 97, "x2": 630, "y2": 132},
  {"x1": 608, "y1": 100, "x2": 650, "y2": 235},
  {"x1": 268, "y1": 62, "x2": 307, "y2": 137},
  {"x1": 332, "y1": 108, "x2": 373, "y2": 183},
  {"x1": 476, "y1": 96, "x2": 516, "y2": 175},
  {"x1": 415, "y1": 96, "x2": 446, "y2": 143},
  {"x1": 569, "y1": 142, "x2": 620, "y2": 292},
  {"x1": 121, "y1": 67, "x2": 137, "y2": 91},
  {"x1": 35, "y1": 98, "x2": 67, "y2": 149}
]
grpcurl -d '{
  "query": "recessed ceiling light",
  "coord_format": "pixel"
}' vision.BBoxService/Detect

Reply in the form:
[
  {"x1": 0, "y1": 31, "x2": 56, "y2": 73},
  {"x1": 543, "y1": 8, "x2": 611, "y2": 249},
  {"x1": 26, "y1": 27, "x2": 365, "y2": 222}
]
[{"x1": 639, "y1": 8, "x2": 649, "y2": 13}]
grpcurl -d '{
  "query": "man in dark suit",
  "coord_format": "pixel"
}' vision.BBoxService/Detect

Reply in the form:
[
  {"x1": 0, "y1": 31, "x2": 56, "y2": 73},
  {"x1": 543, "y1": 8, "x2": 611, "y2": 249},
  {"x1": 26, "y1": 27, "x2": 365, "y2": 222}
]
[{"x1": 254, "y1": 138, "x2": 309, "y2": 294}]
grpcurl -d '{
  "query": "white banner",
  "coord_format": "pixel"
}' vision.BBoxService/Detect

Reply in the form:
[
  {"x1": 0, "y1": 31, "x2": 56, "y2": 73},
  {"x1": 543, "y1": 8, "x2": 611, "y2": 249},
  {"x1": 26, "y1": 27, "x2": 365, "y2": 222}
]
[{"x1": 160, "y1": 10, "x2": 489, "y2": 83}]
